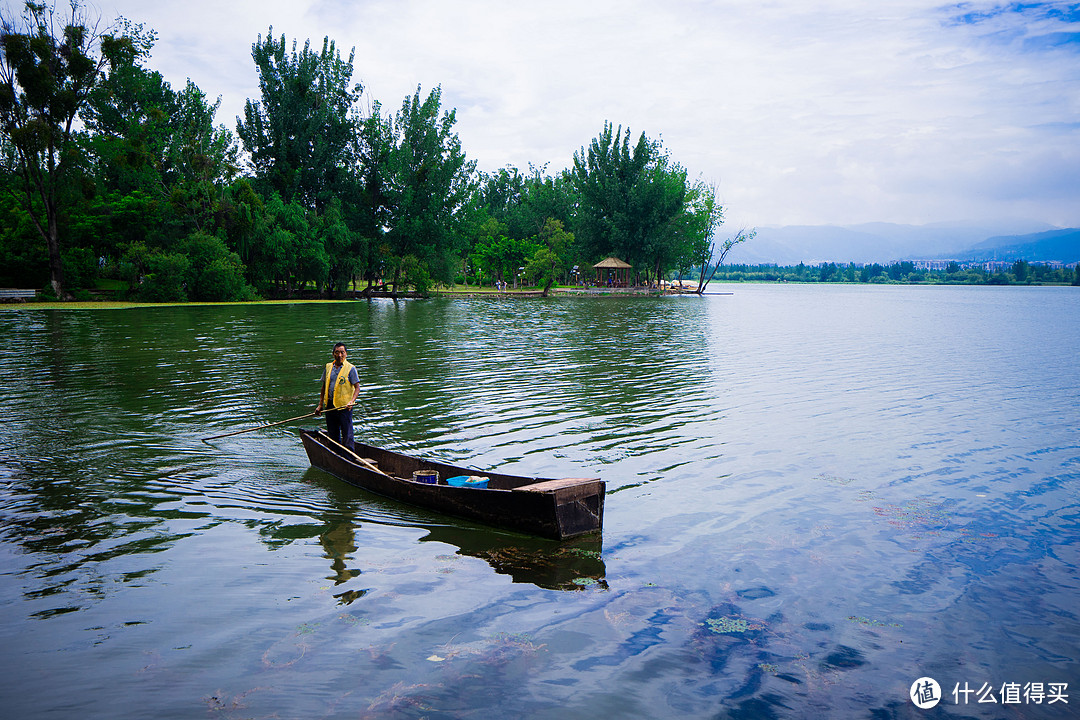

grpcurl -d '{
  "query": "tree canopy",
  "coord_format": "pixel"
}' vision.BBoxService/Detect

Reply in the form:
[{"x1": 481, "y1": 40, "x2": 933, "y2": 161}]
[
  {"x1": 0, "y1": 0, "x2": 135, "y2": 297},
  {"x1": 236, "y1": 29, "x2": 360, "y2": 210},
  {"x1": 0, "y1": 4, "x2": 736, "y2": 300}
]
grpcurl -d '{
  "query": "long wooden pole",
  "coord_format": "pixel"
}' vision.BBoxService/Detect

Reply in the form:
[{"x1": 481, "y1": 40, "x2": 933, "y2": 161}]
[
  {"x1": 335, "y1": 442, "x2": 393, "y2": 477},
  {"x1": 200, "y1": 407, "x2": 348, "y2": 443}
]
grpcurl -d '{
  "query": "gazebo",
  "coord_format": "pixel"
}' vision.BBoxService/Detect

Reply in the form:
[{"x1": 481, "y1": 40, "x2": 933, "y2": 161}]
[{"x1": 593, "y1": 257, "x2": 632, "y2": 287}]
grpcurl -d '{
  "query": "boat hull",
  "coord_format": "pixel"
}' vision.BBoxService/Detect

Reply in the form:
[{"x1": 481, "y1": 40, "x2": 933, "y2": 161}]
[{"x1": 299, "y1": 429, "x2": 604, "y2": 540}]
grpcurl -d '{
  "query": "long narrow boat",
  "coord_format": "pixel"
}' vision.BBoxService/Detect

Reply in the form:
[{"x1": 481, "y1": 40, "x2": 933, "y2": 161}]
[{"x1": 299, "y1": 429, "x2": 604, "y2": 540}]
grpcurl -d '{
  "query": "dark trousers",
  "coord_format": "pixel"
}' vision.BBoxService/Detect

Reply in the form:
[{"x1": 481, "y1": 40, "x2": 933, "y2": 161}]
[{"x1": 325, "y1": 407, "x2": 354, "y2": 449}]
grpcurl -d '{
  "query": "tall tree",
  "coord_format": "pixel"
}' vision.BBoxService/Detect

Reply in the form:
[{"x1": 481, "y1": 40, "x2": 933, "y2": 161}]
[
  {"x1": 571, "y1": 122, "x2": 687, "y2": 282},
  {"x1": 383, "y1": 85, "x2": 475, "y2": 290},
  {"x1": 236, "y1": 29, "x2": 361, "y2": 210},
  {"x1": 165, "y1": 80, "x2": 238, "y2": 232},
  {"x1": 80, "y1": 26, "x2": 237, "y2": 260},
  {"x1": 0, "y1": 0, "x2": 131, "y2": 297},
  {"x1": 349, "y1": 99, "x2": 394, "y2": 289},
  {"x1": 477, "y1": 163, "x2": 575, "y2": 242}
]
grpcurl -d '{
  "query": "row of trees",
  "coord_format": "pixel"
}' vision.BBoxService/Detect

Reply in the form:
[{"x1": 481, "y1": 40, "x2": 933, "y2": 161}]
[
  {"x1": 0, "y1": 1, "x2": 738, "y2": 301},
  {"x1": 703, "y1": 261, "x2": 1080, "y2": 286}
]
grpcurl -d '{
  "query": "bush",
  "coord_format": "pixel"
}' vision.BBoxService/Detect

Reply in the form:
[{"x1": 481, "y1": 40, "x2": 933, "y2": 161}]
[
  {"x1": 195, "y1": 255, "x2": 255, "y2": 301},
  {"x1": 139, "y1": 252, "x2": 190, "y2": 302},
  {"x1": 177, "y1": 232, "x2": 255, "y2": 301},
  {"x1": 399, "y1": 255, "x2": 432, "y2": 293}
]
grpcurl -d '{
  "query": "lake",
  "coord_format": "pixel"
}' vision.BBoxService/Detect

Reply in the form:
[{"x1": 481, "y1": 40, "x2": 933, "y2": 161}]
[{"x1": 1, "y1": 284, "x2": 1077, "y2": 719}]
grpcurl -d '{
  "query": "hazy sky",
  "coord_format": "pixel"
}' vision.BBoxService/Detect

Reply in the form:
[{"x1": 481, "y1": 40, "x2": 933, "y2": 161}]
[{"x1": 79, "y1": 1, "x2": 1080, "y2": 229}]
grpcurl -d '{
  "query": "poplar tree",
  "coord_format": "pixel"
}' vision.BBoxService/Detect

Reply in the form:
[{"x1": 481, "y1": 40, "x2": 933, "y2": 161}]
[
  {"x1": 571, "y1": 122, "x2": 687, "y2": 283},
  {"x1": 236, "y1": 29, "x2": 361, "y2": 210},
  {"x1": 381, "y1": 85, "x2": 475, "y2": 290}
]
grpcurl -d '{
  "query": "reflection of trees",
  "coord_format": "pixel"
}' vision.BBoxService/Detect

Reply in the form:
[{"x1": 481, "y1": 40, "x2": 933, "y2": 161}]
[
  {"x1": 0, "y1": 459, "x2": 202, "y2": 618},
  {"x1": 350, "y1": 297, "x2": 716, "y2": 471}
]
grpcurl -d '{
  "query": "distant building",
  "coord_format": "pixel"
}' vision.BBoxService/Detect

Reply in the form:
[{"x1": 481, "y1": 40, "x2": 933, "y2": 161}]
[{"x1": 911, "y1": 260, "x2": 958, "y2": 271}]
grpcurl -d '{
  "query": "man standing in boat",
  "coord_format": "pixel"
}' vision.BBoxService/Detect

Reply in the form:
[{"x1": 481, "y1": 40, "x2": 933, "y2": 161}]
[{"x1": 315, "y1": 342, "x2": 361, "y2": 449}]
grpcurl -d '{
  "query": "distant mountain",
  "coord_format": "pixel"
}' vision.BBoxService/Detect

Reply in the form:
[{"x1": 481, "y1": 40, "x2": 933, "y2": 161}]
[
  {"x1": 722, "y1": 221, "x2": 1070, "y2": 265},
  {"x1": 961, "y1": 228, "x2": 1080, "y2": 263}
]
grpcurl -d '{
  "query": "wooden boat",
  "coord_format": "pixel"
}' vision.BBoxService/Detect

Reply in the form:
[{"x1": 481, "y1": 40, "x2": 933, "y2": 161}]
[{"x1": 299, "y1": 429, "x2": 604, "y2": 540}]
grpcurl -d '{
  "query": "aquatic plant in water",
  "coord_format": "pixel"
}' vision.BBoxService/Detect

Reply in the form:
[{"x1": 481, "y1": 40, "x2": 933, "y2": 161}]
[
  {"x1": 703, "y1": 616, "x2": 751, "y2": 634},
  {"x1": 848, "y1": 615, "x2": 902, "y2": 628}
]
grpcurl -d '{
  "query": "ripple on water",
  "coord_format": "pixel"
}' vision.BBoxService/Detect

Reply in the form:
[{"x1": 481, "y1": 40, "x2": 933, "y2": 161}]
[{"x1": 1, "y1": 289, "x2": 1078, "y2": 718}]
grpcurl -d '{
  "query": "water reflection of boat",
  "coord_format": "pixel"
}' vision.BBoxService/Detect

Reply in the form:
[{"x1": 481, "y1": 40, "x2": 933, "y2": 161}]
[
  {"x1": 300, "y1": 429, "x2": 604, "y2": 540},
  {"x1": 420, "y1": 525, "x2": 607, "y2": 591},
  {"x1": 305, "y1": 470, "x2": 607, "y2": 594}
]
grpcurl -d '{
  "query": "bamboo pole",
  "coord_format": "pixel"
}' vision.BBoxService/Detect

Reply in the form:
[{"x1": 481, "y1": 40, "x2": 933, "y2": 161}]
[
  {"x1": 335, "y1": 442, "x2": 393, "y2": 477},
  {"x1": 200, "y1": 407, "x2": 349, "y2": 443}
]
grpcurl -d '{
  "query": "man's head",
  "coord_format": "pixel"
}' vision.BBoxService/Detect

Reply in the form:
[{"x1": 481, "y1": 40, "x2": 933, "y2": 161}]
[{"x1": 332, "y1": 342, "x2": 347, "y2": 365}]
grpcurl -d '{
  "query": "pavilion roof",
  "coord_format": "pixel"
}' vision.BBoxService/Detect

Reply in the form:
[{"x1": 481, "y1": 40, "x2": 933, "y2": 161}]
[{"x1": 592, "y1": 257, "x2": 632, "y2": 269}]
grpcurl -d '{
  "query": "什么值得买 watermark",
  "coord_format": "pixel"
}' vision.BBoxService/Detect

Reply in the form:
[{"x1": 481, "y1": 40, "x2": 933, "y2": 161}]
[{"x1": 910, "y1": 677, "x2": 1068, "y2": 709}]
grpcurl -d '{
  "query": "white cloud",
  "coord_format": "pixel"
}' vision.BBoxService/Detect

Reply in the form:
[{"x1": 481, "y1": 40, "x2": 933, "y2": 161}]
[{"x1": 91, "y1": 0, "x2": 1080, "y2": 229}]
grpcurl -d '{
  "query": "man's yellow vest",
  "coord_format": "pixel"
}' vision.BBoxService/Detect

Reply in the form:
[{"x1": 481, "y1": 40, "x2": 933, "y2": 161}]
[{"x1": 322, "y1": 360, "x2": 357, "y2": 408}]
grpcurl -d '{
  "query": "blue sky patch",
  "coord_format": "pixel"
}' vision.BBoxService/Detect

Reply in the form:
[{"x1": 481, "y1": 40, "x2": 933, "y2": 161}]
[{"x1": 942, "y1": 2, "x2": 1080, "y2": 52}]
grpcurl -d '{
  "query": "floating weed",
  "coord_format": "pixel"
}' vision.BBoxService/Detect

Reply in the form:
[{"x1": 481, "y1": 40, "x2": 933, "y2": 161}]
[
  {"x1": 434, "y1": 632, "x2": 549, "y2": 670},
  {"x1": 491, "y1": 632, "x2": 543, "y2": 649},
  {"x1": 702, "y1": 616, "x2": 764, "y2": 634},
  {"x1": 428, "y1": 632, "x2": 547, "y2": 668},
  {"x1": 261, "y1": 640, "x2": 307, "y2": 668},
  {"x1": 488, "y1": 632, "x2": 546, "y2": 658},
  {"x1": 564, "y1": 548, "x2": 601, "y2": 560},
  {"x1": 848, "y1": 615, "x2": 903, "y2": 628},
  {"x1": 363, "y1": 643, "x2": 399, "y2": 670},
  {"x1": 791, "y1": 651, "x2": 843, "y2": 692},
  {"x1": 871, "y1": 498, "x2": 951, "y2": 533},
  {"x1": 817, "y1": 474, "x2": 856, "y2": 486},
  {"x1": 338, "y1": 613, "x2": 370, "y2": 627},
  {"x1": 571, "y1": 577, "x2": 599, "y2": 587},
  {"x1": 203, "y1": 687, "x2": 268, "y2": 714},
  {"x1": 136, "y1": 649, "x2": 163, "y2": 674},
  {"x1": 758, "y1": 663, "x2": 780, "y2": 675},
  {"x1": 957, "y1": 527, "x2": 1000, "y2": 544},
  {"x1": 861, "y1": 495, "x2": 1002, "y2": 548},
  {"x1": 363, "y1": 681, "x2": 438, "y2": 718},
  {"x1": 259, "y1": 623, "x2": 326, "y2": 668}
]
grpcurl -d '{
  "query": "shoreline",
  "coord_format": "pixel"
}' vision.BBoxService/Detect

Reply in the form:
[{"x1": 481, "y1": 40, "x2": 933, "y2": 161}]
[{"x1": 4, "y1": 280, "x2": 1074, "y2": 310}]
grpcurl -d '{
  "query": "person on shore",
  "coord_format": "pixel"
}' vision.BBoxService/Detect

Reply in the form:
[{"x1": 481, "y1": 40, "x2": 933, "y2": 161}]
[{"x1": 315, "y1": 342, "x2": 361, "y2": 448}]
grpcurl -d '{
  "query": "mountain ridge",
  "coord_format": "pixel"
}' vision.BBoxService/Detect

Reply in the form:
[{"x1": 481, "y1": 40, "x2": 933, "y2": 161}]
[{"x1": 724, "y1": 221, "x2": 1078, "y2": 265}]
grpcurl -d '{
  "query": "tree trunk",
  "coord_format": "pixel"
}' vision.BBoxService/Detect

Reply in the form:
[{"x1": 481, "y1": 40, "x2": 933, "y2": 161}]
[{"x1": 47, "y1": 202, "x2": 65, "y2": 299}]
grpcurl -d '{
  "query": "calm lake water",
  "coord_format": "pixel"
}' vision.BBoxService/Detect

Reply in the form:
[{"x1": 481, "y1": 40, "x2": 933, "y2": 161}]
[{"x1": 1, "y1": 284, "x2": 1077, "y2": 719}]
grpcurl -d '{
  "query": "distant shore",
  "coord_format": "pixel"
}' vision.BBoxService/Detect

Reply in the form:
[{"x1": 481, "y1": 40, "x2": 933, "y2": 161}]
[{"x1": 4, "y1": 278, "x2": 1076, "y2": 310}]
